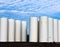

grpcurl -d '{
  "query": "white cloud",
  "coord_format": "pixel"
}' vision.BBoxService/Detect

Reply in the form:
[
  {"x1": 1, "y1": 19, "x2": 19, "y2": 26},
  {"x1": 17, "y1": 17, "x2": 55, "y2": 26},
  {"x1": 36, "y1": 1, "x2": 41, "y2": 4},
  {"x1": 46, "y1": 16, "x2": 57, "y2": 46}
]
[
  {"x1": 10, "y1": 10, "x2": 35, "y2": 13},
  {"x1": 0, "y1": 10, "x2": 6, "y2": 13},
  {"x1": 0, "y1": 10, "x2": 35, "y2": 14},
  {"x1": 37, "y1": 4, "x2": 60, "y2": 15}
]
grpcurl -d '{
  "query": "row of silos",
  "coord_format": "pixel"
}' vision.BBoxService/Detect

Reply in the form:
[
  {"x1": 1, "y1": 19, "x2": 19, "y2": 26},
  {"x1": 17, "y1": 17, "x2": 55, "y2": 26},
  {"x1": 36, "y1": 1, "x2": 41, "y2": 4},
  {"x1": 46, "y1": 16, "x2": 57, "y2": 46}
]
[
  {"x1": 0, "y1": 16, "x2": 60, "y2": 42},
  {"x1": 29, "y1": 16, "x2": 59, "y2": 42},
  {"x1": 0, "y1": 17, "x2": 27, "y2": 42}
]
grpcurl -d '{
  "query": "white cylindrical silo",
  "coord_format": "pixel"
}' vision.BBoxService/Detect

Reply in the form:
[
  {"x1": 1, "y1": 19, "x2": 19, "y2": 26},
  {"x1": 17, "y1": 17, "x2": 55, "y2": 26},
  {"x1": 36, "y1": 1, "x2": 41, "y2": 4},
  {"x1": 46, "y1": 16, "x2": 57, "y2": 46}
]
[
  {"x1": 8, "y1": 19, "x2": 15, "y2": 42},
  {"x1": 21, "y1": 21, "x2": 27, "y2": 42},
  {"x1": 39, "y1": 16, "x2": 48, "y2": 42},
  {"x1": 15, "y1": 20, "x2": 22, "y2": 42},
  {"x1": 53, "y1": 19, "x2": 58, "y2": 42},
  {"x1": 58, "y1": 20, "x2": 60, "y2": 42},
  {"x1": 29, "y1": 17, "x2": 38, "y2": 42},
  {"x1": 0, "y1": 18, "x2": 8, "y2": 42},
  {"x1": 48, "y1": 17, "x2": 53, "y2": 42}
]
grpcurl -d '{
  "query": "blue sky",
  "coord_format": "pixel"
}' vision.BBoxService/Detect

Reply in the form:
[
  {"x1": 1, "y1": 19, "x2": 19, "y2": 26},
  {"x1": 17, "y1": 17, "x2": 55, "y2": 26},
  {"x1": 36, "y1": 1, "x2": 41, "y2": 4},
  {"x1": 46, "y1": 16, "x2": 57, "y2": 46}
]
[{"x1": 0, "y1": 0, "x2": 60, "y2": 34}]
